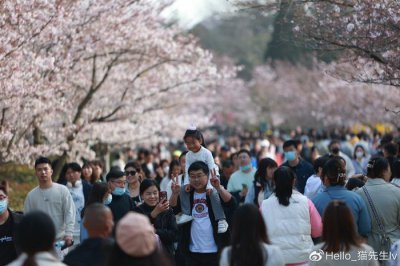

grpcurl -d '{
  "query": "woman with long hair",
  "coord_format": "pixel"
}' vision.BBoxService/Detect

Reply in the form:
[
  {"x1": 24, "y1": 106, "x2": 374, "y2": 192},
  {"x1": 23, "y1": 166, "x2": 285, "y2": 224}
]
[
  {"x1": 80, "y1": 182, "x2": 111, "y2": 242},
  {"x1": 311, "y1": 157, "x2": 371, "y2": 238},
  {"x1": 351, "y1": 145, "x2": 369, "y2": 175},
  {"x1": 81, "y1": 162, "x2": 96, "y2": 184},
  {"x1": 220, "y1": 204, "x2": 284, "y2": 266},
  {"x1": 261, "y1": 166, "x2": 322, "y2": 265},
  {"x1": 245, "y1": 158, "x2": 278, "y2": 207},
  {"x1": 310, "y1": 200, "x2": 378, "y2": 265},
  {"x1": 8, "y1": 211, "x2": 66, "y2": 266},
  {"x1": 124, "y1": 161, "x2": 142, "y2": 206},
  {"x1": 356, "y1": 157, "x2": 400, "y2": 256}
]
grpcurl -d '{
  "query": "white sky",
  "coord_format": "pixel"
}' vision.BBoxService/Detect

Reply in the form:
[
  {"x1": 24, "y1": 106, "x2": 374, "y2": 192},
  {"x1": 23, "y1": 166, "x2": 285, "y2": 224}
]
[{"x1": 162, "y1": 0, "x2": 235, "y2": 29}]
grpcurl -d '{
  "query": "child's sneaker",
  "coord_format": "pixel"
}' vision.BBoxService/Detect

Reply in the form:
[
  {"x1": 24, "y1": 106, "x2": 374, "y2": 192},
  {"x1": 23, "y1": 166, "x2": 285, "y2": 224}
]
[
  {"x1": 176, "y1": 214, "x2": 193, "y2": 225},
  {"x1": 217, "y1": 219, "x2": 228, "y2": 233}
]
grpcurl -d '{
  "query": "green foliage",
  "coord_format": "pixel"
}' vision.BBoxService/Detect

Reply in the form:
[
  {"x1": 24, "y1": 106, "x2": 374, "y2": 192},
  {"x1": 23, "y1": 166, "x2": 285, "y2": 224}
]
[
  {"x1": 0, "y1": 163, "x2": 36, "y2": 211},
  {"x1": 265, "y1": 0, "x2": 340, "y2": 65},
  {"x1": 190, "y1": 5, "x2": 341, "y2": 81},
  {"x1": 191, "y1": 11, "x2": 274, "y2": 80},
  {"x1": 264, "y1": 1, "x2": 312, "y2": 64}
]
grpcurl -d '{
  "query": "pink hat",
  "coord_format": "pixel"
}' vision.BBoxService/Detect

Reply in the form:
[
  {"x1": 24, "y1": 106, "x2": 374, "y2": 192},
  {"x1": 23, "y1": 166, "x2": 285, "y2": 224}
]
[{"x1": 116, "y1": 212, "x2": 156, "y2": 257}]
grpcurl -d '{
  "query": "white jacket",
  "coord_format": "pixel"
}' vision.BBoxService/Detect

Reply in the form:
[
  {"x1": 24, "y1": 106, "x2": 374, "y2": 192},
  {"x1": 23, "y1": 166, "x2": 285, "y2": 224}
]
[
  {"x1": 261, "y1": 191, "x2": 314, "y2": 264},
  {"x1": 7, "y1": 252, "x2": 67, "y2": 266}
]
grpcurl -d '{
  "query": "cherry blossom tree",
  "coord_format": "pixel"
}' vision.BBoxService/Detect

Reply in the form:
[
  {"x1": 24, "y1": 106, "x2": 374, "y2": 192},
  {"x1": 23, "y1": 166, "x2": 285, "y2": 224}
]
[
  {"x1": 252, "y1": 61, "x2": 400, "y2": 128},
  {"x1": 231, "y1": 0, "x2": 400, "y2": 87},
  {"x1": 231, "y1": 0, "x2": 400, "y2": 127},
  {"x1": 0, "y1": 0, "x2": 244, "y2": 172},
  {"x1": 290, "y1": 0, "x2": 400, "y2": 88}
]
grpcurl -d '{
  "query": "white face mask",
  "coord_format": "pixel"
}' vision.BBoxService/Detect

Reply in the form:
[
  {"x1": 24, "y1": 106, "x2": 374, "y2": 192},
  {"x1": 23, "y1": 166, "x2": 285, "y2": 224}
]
[
  {"x1": 103, "y1": 194, "x2": 112, "y2": 205},
  {"x1": 163, "y1": 167, "x2": 169, "y2": 175},
  {"x1": 355, "y1": 151, "x2": 364, "y2": 159},
  {"x1": 0, "y1": 199, "x2": 8, "y2": 214}
]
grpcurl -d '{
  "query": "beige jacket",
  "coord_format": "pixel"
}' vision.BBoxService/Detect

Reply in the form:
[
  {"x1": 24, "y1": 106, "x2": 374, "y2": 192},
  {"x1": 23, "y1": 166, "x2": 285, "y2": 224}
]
[{"x1": 7, "y1": 252, "x2": 67, "y2": 266}]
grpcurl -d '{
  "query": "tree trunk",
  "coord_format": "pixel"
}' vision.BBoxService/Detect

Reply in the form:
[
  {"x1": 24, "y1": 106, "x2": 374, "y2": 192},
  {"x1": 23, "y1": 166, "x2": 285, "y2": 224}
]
[
  {"x1": 264, "y1": 0, "x2": 312, "y2": 65},
  {"x1": 52, "y1": 152, "x2": 68, "y2": 182}
]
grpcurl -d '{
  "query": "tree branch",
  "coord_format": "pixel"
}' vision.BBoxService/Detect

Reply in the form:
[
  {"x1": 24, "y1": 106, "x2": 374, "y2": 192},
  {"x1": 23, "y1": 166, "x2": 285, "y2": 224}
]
[
  {"x1": 73, "y1": 54, "x2": 120, "y2": 124},
  {"x1": 0, "y1": 108, "x2": 8, "y2": 130},
  {"x1": 1, "y1": 16, "x2": 55, "y2": 60}
]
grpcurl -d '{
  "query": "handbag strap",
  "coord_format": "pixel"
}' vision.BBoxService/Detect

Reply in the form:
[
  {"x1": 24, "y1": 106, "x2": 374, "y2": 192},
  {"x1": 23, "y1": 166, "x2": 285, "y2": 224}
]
[{"x1": 362, "y1": 186, "x2": 385, "y2": 233}]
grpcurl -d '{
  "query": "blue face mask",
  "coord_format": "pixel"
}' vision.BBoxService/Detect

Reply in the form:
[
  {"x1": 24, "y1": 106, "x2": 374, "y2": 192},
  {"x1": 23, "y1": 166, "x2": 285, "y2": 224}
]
[
  {"x1": 112, "y1": 187, "x2": 126, "y2": 196},
  {"x1": 284, "y1": 151, "x2": 297, "y2": 161},
  {"x1": 0, "y1": 199, "x2": 8, "y2": 214},
  {"x1": 103, "y1": 194, "x2": 112, "y2": 205},
  {"x1": 240, "y1": 163, "x2": 252, "y2": 172}
]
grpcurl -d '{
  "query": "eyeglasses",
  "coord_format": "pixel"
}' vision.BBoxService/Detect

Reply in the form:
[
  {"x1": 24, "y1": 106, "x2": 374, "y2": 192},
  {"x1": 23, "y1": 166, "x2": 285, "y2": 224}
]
[
  {"x1": 111, "y1": 180, "x2": 128, "y2": 186},
  {"x1": 189, "y1": 173, "x2": 207, "y2": 180},
  {"x1": 125, "y1": 171, "x2": 137, "y2": 176}
]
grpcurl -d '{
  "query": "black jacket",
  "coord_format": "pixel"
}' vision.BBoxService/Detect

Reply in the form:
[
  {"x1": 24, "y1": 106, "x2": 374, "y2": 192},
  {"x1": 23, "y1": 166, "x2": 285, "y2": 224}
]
[
  {"x1": 82, "y1": 180, "x2": 92, "y2": 204},
  {"x1": 63, "y1": 237, "x2": 114, "y2": 266},
  {"x1": 133, "y1": 203, "x2": 178, "y2": 256},
  {"x1": 0, "y1": 210, "x2": 23, "y2": 265},
  {"x1": 173, "y1": 191, "x2": 237, "y2": 254},
  {"x1": 11, "y1": 210, "x2": 23, "y2": 254},
  {"x1": 108, "y1": 193, "x2": 135, "y2": 224}
]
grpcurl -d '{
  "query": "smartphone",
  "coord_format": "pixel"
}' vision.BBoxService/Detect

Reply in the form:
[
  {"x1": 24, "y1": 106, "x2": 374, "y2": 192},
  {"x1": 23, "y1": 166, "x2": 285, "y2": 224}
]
[
  {"x1": 159, "y1": 191, "x2": 167, "y2": 203},
  {"x1": 55, "y1": 240, "x2": 74, "y2": 251}
]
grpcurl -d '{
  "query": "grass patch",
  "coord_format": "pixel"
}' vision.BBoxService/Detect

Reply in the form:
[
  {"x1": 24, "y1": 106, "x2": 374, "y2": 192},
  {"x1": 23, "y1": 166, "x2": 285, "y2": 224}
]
[{"x1": 0, "y1": 163, "x2": 37, "y2": 211}]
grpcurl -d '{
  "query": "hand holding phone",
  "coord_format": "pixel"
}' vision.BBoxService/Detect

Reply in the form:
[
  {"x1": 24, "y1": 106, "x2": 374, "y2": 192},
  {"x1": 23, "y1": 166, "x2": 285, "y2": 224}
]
[
  {"x1": 159, "y1": 191, "x2": 167, "y2": 203},
  {"x1": 151, "y1": 192, "x2": 169, "y2": 218}
]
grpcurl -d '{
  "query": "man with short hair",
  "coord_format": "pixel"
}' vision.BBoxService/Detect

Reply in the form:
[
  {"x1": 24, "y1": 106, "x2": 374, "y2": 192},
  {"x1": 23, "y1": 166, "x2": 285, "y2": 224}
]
[
  {"x1": 328, "y1": 140, "x2": 356, "y2": 178},
  {"x1": 170, "y1": 161, "x2": 236, "y2": 266},
  {"x1": 227, "y1": 149, "x2": 257, "y2": 202},
  {"x1": 0, "y1": 183, "x2": 23, "y2": 265},
  {"x1": 63, "y1": 203, "x2": 114, "y2": 266},
  {"x1": 141, "y1": 150, "x2": 157, "y2": 179},
  {"x1": 282, "y1": 140, "x2": 315, "y2": 194},
  {"x1": 24, "y1": 157, "x2": 75, "y2": 252},
  {"x1": 220, "y1": 160, "x2": 235, "y2": 188},
  {"x1": 106, "y1": 169, "x2": 135, "y2": 224}
]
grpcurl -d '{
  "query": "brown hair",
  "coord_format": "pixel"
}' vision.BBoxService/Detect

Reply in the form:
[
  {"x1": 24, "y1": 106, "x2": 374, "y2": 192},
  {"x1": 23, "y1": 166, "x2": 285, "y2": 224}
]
[
  {"x1": 321, "y1": 200, "x2": 362, "y2": 252},
  {"x1": 81, "y1": 162, "x2": 96, "y2": 183},
  {"x1": 0, "y1": 180, "x2": 8, "y2": 195},
  {"x1": 322, "y1": 157, "x2": 346, "y2": 186},
  {"x1": 230, "y1": 204, "x2": 270, "y2": 266}
]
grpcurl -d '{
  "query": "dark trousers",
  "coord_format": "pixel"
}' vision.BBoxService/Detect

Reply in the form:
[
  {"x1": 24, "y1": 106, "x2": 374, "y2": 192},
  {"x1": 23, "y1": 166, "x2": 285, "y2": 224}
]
[{"x1": 185, "y1": 252, "x2": 218, "y2": 266}]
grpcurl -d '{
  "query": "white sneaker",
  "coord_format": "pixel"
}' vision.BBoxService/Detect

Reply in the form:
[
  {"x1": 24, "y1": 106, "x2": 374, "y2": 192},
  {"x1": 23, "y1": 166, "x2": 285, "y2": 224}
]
[
  {"x1": 176, "y1": 214, "x2": 193, "y2": 225},
  {"x1": 218, "y1": 219, "x2": 228, "y2": 233}
]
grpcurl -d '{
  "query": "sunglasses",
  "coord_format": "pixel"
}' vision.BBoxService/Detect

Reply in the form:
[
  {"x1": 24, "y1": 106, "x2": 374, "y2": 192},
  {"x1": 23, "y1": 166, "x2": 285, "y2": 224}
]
[{"x1": 125, "y1": 170, "x2": 137, "y2": 176}]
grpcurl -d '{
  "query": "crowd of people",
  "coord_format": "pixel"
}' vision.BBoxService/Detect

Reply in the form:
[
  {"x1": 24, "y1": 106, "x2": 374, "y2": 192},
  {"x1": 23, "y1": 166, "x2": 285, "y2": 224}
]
[{"x1": 1, "y1": 126, "x2": 400, "y2": 266}]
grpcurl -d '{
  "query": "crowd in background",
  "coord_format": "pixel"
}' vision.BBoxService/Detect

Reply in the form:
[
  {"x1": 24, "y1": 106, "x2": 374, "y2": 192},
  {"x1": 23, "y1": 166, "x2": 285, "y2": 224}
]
[{"x1": 1, "y1": 126, "x2": 400, "y2": 266}]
